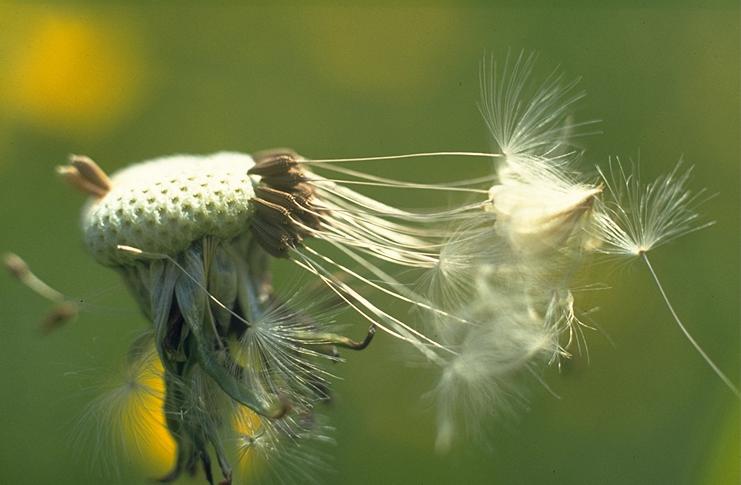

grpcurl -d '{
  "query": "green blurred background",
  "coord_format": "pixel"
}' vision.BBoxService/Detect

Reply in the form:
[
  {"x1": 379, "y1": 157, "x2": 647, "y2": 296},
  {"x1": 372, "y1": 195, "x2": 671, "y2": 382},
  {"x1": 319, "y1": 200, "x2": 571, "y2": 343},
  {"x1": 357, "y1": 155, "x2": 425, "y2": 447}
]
[{"x1": 0, "y1": 2, "x2": 738, "y2": 484}]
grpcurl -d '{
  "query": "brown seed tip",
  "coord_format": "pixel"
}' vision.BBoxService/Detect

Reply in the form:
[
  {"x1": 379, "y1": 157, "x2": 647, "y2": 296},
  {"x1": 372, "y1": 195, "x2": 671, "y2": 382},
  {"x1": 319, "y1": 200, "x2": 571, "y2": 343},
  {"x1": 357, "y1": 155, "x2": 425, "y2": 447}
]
[
  {"x1": 70, "y1": 154, "x2": 112, "y2": 191},
  {"x1": 3, "y1": 252, "x2": 29, "y2": 280},
  {"x1": 57, "y1": 154, "x2": 111, "y2": 198},
  {"x1": 41, "y1": 301, "x2": 79, "y2": 334}
]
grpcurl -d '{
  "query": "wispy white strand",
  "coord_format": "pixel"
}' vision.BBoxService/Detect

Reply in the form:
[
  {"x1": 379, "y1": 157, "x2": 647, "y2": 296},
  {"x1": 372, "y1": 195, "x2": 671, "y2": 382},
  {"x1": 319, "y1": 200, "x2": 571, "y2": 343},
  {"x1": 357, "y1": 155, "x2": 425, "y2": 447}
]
[
  {"x1": 301, "y1": 151, "x2": 503, "y2": 164},
  {"x1": 642, "y1": 253, "x2": 740, "y2": 398}
]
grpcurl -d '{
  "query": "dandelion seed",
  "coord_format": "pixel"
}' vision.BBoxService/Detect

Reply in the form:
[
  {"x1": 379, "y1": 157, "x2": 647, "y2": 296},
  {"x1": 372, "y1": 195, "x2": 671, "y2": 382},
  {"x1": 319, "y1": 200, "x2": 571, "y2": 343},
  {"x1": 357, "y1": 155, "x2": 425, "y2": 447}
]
[
  {"x1": 594, "y1": 160, "x2": 740, "y2": 398},
  {"x1": 486, "y1": 166, "x2": 601, "y2": 254},
  {"x1": 593, "y1": 159, "x2": 713, "y2": 257},
  {"x1": 233, "y1": 405, "x2": 334, "y2": 485},
  {"x1": 479, "y1": 50, "x2": 598, "y2": 159},
  {"x1": 432, "y1": 275, "x2": 562, "y2": 453},
  {"x1": 3, "y1": 252, "x2": 79, "y2": 332}
]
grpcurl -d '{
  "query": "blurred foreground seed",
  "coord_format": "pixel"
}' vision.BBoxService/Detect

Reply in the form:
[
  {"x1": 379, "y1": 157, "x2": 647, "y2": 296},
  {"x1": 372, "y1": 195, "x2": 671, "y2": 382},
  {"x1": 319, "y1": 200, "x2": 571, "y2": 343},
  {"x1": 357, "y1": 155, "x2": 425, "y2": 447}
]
[{"x1": 3, "y1": 252, "x2": 79, "y2": 332}]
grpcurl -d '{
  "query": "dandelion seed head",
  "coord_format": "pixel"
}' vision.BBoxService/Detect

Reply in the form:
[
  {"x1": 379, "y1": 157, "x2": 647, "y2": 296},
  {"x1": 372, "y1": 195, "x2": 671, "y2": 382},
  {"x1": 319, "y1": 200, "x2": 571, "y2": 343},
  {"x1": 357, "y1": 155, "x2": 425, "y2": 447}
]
[
  {"x1": 60, "y1": 147, "x2": 479, "y2": 481},
  {"x1": 60, "y1": 147, "x2": 334, "y2": 480}
]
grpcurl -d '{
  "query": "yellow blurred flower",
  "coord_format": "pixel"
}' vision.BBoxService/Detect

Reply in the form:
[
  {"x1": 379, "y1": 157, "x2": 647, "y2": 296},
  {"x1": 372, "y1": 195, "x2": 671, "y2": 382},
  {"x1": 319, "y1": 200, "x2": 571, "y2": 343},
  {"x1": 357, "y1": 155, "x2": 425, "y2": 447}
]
[
  {"x1": 119, "y1": 350, "x2": 176, "y2": 477},
  {"x1": 1, "y1": 7, "x2": 147, "y2": 136},
  {"x1": 234, "y1": 406, "x2": 265, "y2": 477},
  {"x1": 77, "y1": 340, "x2": 175, "y2": 478}
]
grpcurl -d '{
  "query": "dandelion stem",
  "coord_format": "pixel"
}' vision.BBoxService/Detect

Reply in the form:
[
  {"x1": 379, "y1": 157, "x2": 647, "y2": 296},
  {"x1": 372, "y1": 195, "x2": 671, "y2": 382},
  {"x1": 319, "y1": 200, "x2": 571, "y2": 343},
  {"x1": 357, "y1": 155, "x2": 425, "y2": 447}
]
[{"x1": 641, "y1": 252, "x2": 741, "y2": 399}]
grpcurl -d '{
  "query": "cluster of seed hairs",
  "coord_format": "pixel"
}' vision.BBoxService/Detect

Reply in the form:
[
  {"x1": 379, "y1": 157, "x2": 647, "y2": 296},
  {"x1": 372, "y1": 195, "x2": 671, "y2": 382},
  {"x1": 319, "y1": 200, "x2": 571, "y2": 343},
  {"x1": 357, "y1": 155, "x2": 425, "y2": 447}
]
[
  {"x1": 5, "y1": 51, "x2": 737, "y2": 484},
  {"x1": 424, "y1": 51, "x2": 739, "y2": 450}
]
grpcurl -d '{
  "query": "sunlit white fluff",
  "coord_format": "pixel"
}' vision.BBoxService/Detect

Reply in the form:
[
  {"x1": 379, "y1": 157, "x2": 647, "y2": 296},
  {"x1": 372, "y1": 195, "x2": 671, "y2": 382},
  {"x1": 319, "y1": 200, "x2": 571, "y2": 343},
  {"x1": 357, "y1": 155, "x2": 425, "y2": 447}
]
[
  {"x1": 428, "y1": 53, "x2": 601, "y2": 449},
  {"x1": 593, "y1": 159, "x2": 712, "y2": 256},
  {"x1": 481, "y1": 52, "x2": 602, "y2": 255},
  {"x1": 479, "y1": 51, "x2": 596, "y2": 159},
  {"x1": 430, "y1": 219, "x2": 590, "y2": 450},
  {"x1": 487, "y1": 158, "x2": 601, "y2": 254},
  {"x1": 432, "y1": 53, "x2": 734, "y2": 451},
  {"x1": 229, "y1": 288, "x2": 345, "y2": 409},
  {"x1": 432, "y1": 259, "x2": 564, "y2": 452}
]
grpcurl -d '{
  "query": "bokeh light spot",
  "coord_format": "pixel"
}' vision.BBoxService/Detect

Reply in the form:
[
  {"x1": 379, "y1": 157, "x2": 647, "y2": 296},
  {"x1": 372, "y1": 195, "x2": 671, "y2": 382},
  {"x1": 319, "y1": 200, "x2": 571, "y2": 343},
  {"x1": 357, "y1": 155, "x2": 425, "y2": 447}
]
[{"x1": 3, "y1": 9, "x2": 148, "y2": 136}]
